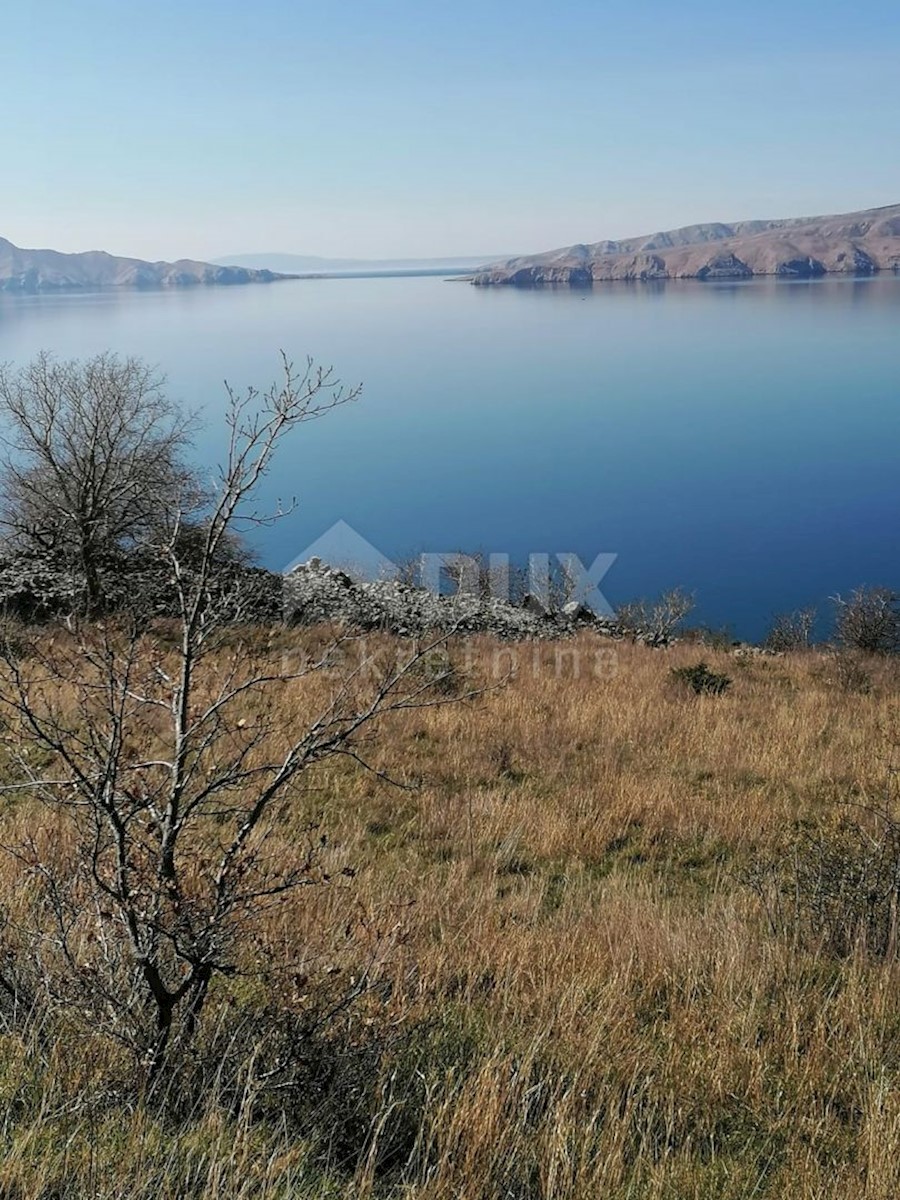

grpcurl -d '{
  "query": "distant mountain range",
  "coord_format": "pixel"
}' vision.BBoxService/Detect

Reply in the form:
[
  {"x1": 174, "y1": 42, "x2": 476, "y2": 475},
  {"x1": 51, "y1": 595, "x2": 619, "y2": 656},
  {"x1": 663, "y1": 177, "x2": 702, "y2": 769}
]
[
  {"x1": 215, "y1": 253, "x2": 497, "y2": 277},
  {"x1": 0, "y1": 236, "x2": 286, "y2": 292},
  {"x1": 14, "y1": 204, "x2": 899, "y2": 294},
  {"x1": 473, "y1": 203, "x2": 900, "y2": 287}
]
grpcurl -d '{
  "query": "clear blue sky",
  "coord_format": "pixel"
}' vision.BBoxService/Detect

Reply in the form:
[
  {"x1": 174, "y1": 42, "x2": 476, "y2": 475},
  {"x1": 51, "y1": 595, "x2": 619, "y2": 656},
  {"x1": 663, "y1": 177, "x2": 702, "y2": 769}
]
[{"x1": 4, "y1": 0, "x2": 899, "y2": 261}]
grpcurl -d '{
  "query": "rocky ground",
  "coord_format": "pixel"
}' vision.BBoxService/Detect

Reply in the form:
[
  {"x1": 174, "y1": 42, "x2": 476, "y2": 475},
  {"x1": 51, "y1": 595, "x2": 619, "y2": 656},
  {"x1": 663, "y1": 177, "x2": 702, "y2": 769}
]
[
  {"x1": 283, "y1": 558, "x2": 620, "y2": 640},
  {"x1": 0, "y1": 552, "x2": 678, "y2": 644}
]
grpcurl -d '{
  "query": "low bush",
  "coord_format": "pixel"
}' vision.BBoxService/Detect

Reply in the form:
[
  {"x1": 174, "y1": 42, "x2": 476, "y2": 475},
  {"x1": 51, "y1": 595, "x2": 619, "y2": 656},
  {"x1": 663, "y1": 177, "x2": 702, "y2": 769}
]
[
  {"x1": 670, "y1": 660, "x2": 732, "y2": 696},
  {"x1": 829, "y1": 648, "x2": 873, "y2": 694},
  {"x1": 764, "y1": 607, "x2": 816, "y2": 652},
  {"x1": 833, "y1": 586, "x2": 900, "y2": 655},
  {"x1": 749, "y1": 809, "x2": 900, "y2": 960},
  {"x1": 618, "y1": 587, "x2": 695, "y2": 647}
]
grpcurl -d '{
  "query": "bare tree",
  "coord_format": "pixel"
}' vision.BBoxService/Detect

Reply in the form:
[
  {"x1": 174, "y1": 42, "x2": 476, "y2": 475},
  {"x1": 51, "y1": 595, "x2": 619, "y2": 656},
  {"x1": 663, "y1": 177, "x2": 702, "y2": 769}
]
[
  {"x1": 833, "y1": 586, "x2": 900, "y2": 655},
  {"x1": 434, "y1": 552, "x2": 579, "y2": 613},
  {"x1": 0, "y1": 356, "x2": 477, "y2": 1082},
  {"x1": 435, "y1": 552, "x2": 527, "y2": 605},
  {"x1": 764, "y1": 606, "x2": 817, "y2": 653},
  {"x1": 0, "y1": 351, "x2": 196, "y2": 613},
  {"x1": 617, "y1": 587, "x2": 694, "y2": 647}
]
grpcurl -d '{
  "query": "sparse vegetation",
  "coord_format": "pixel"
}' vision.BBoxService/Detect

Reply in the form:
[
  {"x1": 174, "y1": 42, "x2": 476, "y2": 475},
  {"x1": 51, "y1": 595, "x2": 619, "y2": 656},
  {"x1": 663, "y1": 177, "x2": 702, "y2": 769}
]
[
  {"x1": 0, "y1": 631, "x2": 898, "y2": 1197},
  {"x1": 0, "y1": 352, "x2": 196, "y2": 614},
  {"x1": 0, "y1": 353, "x2": 481, "y2": 1099},
  {"x1": 618, "y1": 586, "x2": 694, "y2": 646},
  {"x1": 1, "y1": 353, "x2": 900, "y2": 1196},
  {"x1": 671, "y1": 659, "x2": 732, "y2": 695},
  {"x1": 765, "y1": 606, "x2": 817, "y2": 652},
  {"x1": 829, "y1": 647, "x2": 875, "y2": 694},
  {"x1": 834, "y1": 585, "x2": 900, "y2": 655}
]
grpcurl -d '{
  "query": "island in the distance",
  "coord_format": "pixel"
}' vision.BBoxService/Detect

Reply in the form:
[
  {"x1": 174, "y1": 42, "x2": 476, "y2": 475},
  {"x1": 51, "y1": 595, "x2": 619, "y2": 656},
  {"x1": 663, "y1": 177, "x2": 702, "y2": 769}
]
[
  {"x1": 0, "y1": 236, "x2": 288, "y2": 292},
  {"x1": 213, "y1": 252, "x2": 499, "y2": 278},
  {"x1": 473, "y1": 202, "x2": 900, "y2": 287}
]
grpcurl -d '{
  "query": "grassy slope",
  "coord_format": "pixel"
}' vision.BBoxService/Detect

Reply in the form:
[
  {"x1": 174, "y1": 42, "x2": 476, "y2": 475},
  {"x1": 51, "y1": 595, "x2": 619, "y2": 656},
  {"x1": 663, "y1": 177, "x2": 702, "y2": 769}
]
[{"x1": 2, "y1": 632, "x2": 900, "y2": 1198}]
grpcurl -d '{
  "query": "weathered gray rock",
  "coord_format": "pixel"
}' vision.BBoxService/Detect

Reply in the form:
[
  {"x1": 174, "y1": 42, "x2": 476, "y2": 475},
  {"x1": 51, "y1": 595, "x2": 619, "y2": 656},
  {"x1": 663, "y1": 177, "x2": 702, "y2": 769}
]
[
  {"x1": 0, "y1": 551, "x2": 653, "y2": 644},
  {"x1": 562, "y1": 600, "x2": 596, "y2": 622},
  {"x1": 284, "y1": 560, "x2": 620, "y2": 640},
  {"x1": 0, "y1": 549, "x2": 283, "y2": 625},
  {"x1": 522, "y1": 592, "x2": 548, "y2": 618}
]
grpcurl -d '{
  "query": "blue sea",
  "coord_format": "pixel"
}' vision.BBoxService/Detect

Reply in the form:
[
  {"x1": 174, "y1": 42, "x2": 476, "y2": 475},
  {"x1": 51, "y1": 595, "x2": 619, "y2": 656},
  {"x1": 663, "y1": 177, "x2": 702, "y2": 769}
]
[{"x1": 1, "y1": 273, "x2": 898, "y2": 640}]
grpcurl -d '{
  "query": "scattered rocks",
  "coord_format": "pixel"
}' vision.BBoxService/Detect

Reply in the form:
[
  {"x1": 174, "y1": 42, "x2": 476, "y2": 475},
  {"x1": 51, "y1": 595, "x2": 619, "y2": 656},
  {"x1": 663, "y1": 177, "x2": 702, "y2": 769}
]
[
  {"x1": 0, "y1": 550, "x2": 682, "y2": 647},
  {"x1": 284, "y1": 559, "x2": 620, "y2": 641},
  {"x1": 0, "y1": 549, "x2": 283, "y2": 625},
  {"x1": 731, "y1": 644, "x2": 782, "y2": 659},
  {"x1": 0, "y1": 551, "x2": 80, "y2": 620}
]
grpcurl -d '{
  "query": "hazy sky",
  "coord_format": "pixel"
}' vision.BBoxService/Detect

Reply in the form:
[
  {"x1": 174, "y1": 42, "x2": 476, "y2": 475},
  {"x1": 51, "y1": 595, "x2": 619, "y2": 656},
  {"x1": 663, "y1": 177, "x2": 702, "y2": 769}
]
[{"x1": 4, "y1": 0, "x2": 899, "y2": 261}]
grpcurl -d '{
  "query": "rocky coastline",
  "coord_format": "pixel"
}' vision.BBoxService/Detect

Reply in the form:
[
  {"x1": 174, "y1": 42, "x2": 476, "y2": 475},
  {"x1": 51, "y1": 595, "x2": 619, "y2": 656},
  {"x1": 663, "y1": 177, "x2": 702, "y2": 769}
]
[
  {"x1": 472, "y1": 203, "x2": 900, "y2": 287},
  {"x1": 0, "y1": 236, "x2": 288, "y2": 292}
]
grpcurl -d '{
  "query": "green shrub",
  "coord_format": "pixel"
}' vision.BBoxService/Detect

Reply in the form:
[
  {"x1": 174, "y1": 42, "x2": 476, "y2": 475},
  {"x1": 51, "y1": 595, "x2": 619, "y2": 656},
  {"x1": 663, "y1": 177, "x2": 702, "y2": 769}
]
[{"x1": 670, "y1": 661, "x2": 731, "y2": 696}]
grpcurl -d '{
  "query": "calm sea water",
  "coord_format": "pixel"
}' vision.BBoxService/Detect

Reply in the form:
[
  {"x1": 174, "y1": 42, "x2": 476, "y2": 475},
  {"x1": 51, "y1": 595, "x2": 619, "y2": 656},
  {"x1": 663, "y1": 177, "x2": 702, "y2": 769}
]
[{"x1": 1, "y1": 275, "x2": 898, "y2": 639}]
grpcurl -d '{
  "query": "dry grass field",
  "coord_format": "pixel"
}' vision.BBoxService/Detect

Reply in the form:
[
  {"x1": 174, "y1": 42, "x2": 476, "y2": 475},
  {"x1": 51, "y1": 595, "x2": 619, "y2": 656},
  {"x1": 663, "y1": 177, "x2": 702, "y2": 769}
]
[{"x1": 1, "y1": 629, "x2": 900, "y2": 1198}]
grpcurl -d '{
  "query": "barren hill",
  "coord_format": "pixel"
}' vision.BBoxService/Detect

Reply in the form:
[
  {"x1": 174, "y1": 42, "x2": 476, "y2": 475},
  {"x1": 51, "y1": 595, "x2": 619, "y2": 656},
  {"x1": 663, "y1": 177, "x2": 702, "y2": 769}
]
[
  {"x1": 473, "y1": 203, "x2": 900, "y2": 286},
  {"x1": 0, "y1": 237, "x2": 287, "y2": 292}
]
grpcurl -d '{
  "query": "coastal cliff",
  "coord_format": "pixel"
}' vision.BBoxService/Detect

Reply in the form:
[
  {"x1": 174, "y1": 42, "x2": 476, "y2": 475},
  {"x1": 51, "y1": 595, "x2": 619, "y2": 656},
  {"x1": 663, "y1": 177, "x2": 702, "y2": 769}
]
[
  {"x1": 0, "y1": 236, "x2": 288, "y2": 292},
  {"x1": 473, "y1": 203, "x2": 900, "y2": 286}
]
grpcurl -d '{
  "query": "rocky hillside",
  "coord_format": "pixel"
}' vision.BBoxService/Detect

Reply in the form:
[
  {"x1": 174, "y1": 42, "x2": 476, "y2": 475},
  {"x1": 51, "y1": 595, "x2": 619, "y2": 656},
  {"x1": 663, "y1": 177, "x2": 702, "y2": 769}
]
[
  {"x1": 473, "y1": 202, "x2": 900, "y2": 286},
  {"x1": 0, "y1": 550, "x2": 641, "y2": 642},
  {"x1": 0, "y1": 236, "x2": 287, "y2": 292}
]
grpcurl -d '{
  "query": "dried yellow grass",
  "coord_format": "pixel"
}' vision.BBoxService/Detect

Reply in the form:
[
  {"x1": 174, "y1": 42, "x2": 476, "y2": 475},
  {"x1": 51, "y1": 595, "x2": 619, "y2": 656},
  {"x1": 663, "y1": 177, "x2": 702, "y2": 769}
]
[{"x1": 1, "y1": 631, "x2": 899, "y2": 1198}]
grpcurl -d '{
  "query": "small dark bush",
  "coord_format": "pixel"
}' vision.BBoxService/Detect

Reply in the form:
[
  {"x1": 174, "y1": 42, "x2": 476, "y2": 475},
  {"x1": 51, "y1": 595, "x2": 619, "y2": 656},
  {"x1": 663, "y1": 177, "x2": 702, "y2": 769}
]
[{"x1": 670, "y1": 661, "x2": 731, "y2": 696}]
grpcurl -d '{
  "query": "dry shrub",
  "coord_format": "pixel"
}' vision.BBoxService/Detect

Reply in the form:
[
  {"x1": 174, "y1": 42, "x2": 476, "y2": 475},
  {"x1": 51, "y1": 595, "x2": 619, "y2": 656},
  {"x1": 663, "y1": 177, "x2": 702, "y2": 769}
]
[
  {"x1": 830, "y1": 649, "x2": 874, "y2": 694},
  {"x1": 750, "y1": 811, "x2": 900, "y2": 959},
  {"x1": 834, "y1": 586, "x2": 900, "y2": 655},
  {"x1": 765, "y1": 607, "x2": 816, "y2": 652},
  {"x1": 670, "y1": 660, "x2": 732, "y2": 696},
  {"x1": 617, "y1": 587, "x2": 694, "y2": 646}
]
